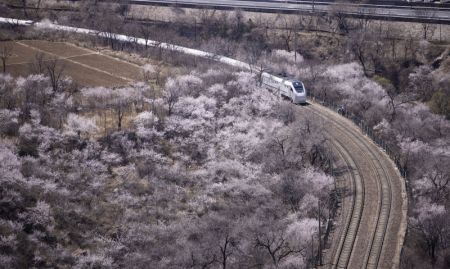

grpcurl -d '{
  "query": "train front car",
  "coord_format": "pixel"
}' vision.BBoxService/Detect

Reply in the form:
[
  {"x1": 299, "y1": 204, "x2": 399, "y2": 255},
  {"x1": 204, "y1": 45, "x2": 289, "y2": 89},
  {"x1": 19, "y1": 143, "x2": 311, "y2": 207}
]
[{"x1": 290, "y1": 80, "x2": 307, "y2": 104}]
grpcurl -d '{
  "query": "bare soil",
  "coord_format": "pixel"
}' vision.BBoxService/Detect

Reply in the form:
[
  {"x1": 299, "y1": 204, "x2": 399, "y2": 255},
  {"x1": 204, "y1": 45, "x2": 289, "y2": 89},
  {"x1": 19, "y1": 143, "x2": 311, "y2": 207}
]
[
  {"x1": 2, "y1": 40, "x2": 145, "y2": 87},
  {"x1": 72, "y1": 54, "x2": 144, "y2": 81}
]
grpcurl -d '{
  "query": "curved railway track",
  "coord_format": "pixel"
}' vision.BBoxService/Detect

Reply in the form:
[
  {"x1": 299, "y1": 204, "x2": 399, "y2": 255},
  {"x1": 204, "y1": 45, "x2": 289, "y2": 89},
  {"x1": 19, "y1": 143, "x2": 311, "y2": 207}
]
[
  {"x1": 299, "y1": 102, "x2": 406, "y2": 269},
  {"x1": 328, "y1": 137, "x2": 364, "y2": 269}
]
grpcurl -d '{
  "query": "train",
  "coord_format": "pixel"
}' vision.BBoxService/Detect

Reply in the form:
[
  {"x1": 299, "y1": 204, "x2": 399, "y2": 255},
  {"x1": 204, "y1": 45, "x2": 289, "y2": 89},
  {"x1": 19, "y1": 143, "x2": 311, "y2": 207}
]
[{"x1": 261, "y1": 72, "x2": 307, "y2": 104}]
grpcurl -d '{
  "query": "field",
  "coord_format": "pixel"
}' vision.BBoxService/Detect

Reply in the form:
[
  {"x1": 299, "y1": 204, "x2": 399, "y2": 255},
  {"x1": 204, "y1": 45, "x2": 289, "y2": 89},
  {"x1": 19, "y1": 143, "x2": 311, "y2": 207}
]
[{"x1": 2, "y1": 40, "x2": 145, "y2": 87}]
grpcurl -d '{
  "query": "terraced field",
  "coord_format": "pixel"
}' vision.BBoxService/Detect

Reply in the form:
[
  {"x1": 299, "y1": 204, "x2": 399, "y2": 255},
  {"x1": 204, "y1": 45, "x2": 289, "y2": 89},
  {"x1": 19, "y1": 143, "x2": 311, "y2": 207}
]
[{"x1": 2, "y1": 40, "x2": 144, "y2": 87}]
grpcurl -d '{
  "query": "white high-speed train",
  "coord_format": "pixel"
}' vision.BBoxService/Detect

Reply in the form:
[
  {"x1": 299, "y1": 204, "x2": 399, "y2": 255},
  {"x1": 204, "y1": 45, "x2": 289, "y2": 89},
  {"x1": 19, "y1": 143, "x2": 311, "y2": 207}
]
[{"x1": 261, "y1": 73, "x2": 307, "y2": 104}]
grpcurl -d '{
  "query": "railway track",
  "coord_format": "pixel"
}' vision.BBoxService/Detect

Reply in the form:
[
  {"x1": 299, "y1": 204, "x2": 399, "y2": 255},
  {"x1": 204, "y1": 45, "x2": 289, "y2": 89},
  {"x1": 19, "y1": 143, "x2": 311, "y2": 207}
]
[
  {"x1": 299, "y1": 102, "x2": 406, "y2": 269},
  {"x1": 328, "y1": 137, "x2": 364, "y2": 269}
]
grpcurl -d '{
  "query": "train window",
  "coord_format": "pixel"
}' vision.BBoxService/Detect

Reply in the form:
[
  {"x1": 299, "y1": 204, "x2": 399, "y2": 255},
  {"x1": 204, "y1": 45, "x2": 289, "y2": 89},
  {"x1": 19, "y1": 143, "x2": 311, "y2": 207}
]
[{"x1": 293, "y1": 81, "x2": 304, "y2": 93}]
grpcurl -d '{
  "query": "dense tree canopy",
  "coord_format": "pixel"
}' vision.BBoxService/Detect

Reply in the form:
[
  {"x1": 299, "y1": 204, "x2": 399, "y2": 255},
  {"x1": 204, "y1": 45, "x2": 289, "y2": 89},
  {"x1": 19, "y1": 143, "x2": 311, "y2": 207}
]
[{"x1": 0, "y1": 69, "x2": 333, "y2": 268}]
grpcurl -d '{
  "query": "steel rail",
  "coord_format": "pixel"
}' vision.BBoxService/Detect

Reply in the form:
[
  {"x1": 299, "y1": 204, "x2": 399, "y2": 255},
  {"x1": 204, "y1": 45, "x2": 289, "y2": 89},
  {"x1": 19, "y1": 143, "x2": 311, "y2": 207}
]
[
  {"x1": 327, "y1": 136, "x2": 364, "y2": 269},
  {"x1": 304, "y1": 103, "x2": 394, "y2": 268}
]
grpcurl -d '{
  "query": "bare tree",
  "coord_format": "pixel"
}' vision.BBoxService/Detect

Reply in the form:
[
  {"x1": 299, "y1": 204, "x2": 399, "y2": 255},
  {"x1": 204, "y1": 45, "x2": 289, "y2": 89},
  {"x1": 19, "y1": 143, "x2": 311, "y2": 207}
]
[
  {"x1": 21, "y1": 0, "x2": 28, "y2": 18},
  {"x1": 423, "y1": 169, "x2": 450, "y2": 203},
  {"x1": 306, "y1": 60, "x2": 326, "y2": 85},
  {"x1": 116, "y1": 0, "x2": 130, "y2": 17},
  {"x1": 33, "y1": 0, "x2": 44, "y2": 18},
  {"x1": 381, "y1": 79, "x2": 416, "y2": 122},
  {"x1": 254, "y1": 229, "x2": 305, "y2": 266},
  {"x1": 408, "y1": 66, "x2": 434, "y2": 101},
  {"x1": 109, "y1": 87, "x2": 144, "y2": 131},
  {"x1": 278, "y1": 15, "x2": 295, "y2": 52},
  {"x1": 29, "y1": 52, "x2": 46, "y2": 74},
  {"x1": 101, "y1": 14, "x2": 121, "y2": 50},
  {"x1": 355, "y1": 6, "x2": 374, "y2": 31},
  {"x1": 415, "y1": 9, "x2": 437, "y2": 40},
  {"x1": 280, "y1": 170, "x2": 306, "y2": 211},
  {"x1": 112, "y1": 97, "x2": 127, "y2": 131},
  {"x1": 349, "y1": 31, "x2": 373, "y2": 76},
  {"x1": 88, "y1": 3, "x2": 126, "y2": 50},
  {"x1": 153, "y1": 63, "x2": 164, "y2": 86},
  {"x1": 45, "y1": 58, "x2": 65, "y2": 92},
  {"x1": 229, "y1": 9, "x2": 246, "y2": 40},
  {"x1": 384, "y1": 24, "x2": 402, "y2": 61},
  {"x1": 163, "y1": 85, "x2": 180, "y2": 116},
  {"x1": 244, "y1": 41, "x2": 265, "y2": 75},
  {"x1": 270, "y1": 135, "x2": 289, "y2": 158},
  {"x1": 0, "y1": 43, "x2": 12, "y2": 73},
  {"x1": 402, "y1": 34, "x2": 416, "y2": 62},
  {"x1": 256, "y1": 65, "x2": 270, "y2": 87},
  {"x1": 330, "y1": 1, "x2": 351, "y2": 35},
  {"x1": 139, "y1": 23, "x2": 154, "y2": 49},
  {"x1": 0, "y1": 1, "x2": 12, "y2": 17},
  {"x1": 0, "y1": 74, "x2": 16, "y2": 109},
  {"x1": 410, "y1": 201, "x2": 450, "y2": 263}
]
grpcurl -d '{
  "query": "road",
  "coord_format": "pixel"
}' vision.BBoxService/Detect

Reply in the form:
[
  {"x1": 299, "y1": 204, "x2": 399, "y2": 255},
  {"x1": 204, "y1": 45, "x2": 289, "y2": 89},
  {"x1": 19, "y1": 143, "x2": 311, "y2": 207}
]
[
  {"x1": 130, "y1": 0, "x2": 450, "y2": 23},
  {"x1": 297, "y1": 102, "x2": 407, "y2": 269}
]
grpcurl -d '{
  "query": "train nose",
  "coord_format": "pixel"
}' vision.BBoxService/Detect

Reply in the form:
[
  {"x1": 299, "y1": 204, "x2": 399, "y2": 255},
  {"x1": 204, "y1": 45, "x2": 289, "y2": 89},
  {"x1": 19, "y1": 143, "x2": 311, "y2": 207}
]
[{"x1": 294, "y1": 95, "x2": 306, "y2": 104}]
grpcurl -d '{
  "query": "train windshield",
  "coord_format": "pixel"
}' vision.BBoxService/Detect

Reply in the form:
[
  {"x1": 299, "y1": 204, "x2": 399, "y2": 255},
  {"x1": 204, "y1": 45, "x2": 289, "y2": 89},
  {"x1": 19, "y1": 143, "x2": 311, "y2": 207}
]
[{"x1": 292, "y1": 81, "x2": 304, "y2": 93}]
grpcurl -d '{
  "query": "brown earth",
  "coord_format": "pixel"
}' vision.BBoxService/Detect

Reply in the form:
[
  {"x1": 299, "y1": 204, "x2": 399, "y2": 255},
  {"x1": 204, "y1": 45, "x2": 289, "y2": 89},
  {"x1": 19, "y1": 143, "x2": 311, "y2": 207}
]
[{"x1": 2, "y1": 40, "x2": 145, "y2": 87}]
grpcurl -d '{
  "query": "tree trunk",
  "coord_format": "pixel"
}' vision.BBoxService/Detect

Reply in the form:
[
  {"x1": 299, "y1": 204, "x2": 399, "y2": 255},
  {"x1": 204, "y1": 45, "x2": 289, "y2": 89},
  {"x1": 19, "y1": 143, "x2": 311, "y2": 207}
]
[
  {"x1": 118, "y1": 111, "x2": 123, "y2": 130},
  {"x1": 430, "y1": 239, "x2": 437, "y2": 263},
  {"x1": 284, "y1": 37, "x2": 291, "y2": 52},
  {"x1": 221, "y1": 238, "x2": 228, "y2": 269},
  {"x1": 423, "y1": 25, "x2": 428, "y2": 40},
  {"x1": 391, "y1": 39, "x2": 396, "y2": 60},
  {"x1": 22, "y1": 0, "x2": 28, "y2": 18}
]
